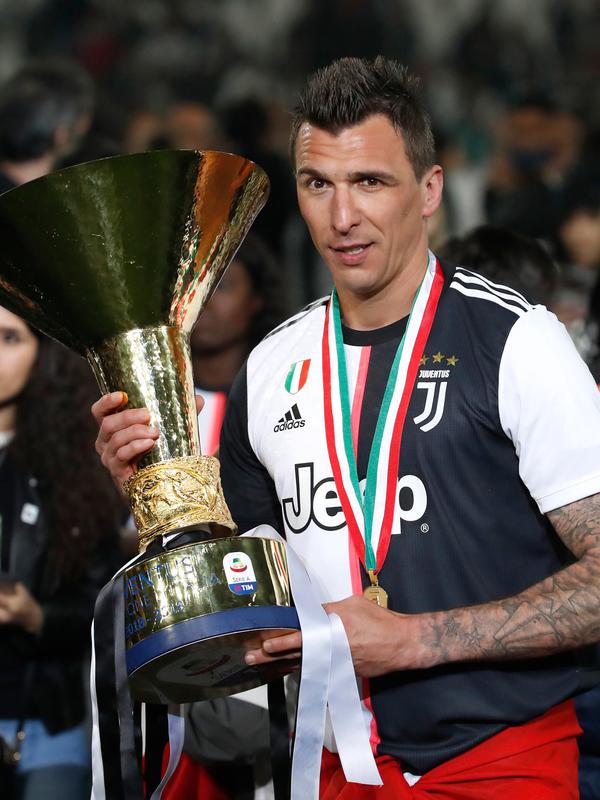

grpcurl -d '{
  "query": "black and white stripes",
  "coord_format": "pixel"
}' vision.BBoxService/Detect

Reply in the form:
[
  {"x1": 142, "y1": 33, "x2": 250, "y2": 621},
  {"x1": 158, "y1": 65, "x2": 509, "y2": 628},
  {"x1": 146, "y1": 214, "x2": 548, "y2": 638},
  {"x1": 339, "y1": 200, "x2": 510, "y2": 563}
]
[
  {"x1": 264, "y1": 297, "x2": 328, "y2": 340},
  {"x1": 450, "y1": 268, "x2": 533, "y2": 317}
]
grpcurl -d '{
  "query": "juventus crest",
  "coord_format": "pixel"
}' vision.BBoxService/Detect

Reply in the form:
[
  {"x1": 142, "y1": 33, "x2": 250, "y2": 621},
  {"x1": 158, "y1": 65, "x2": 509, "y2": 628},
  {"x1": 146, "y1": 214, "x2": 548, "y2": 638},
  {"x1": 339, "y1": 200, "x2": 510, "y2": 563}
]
[{"x1": 413, "y1": 352, "x2": 458, "y2": 432}]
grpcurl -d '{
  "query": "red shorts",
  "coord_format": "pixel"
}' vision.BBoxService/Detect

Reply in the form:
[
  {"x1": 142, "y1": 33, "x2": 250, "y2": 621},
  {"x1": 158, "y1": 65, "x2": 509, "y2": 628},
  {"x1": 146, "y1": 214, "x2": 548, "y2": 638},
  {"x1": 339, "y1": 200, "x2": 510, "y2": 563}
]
[
  {"x1": 160, "y1": 751, "x2": 231, "y2": 800},
  {"x1": 320, "y1": 701, "x2": 582, "y2": 800}
]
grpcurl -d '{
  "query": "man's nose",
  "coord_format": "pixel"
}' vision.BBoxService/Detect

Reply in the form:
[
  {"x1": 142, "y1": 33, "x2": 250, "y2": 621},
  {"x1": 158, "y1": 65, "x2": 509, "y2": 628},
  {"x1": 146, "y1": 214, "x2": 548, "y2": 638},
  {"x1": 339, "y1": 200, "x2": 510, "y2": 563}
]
[{"x1": 331, "y1": 189, "x2": 360, "y2": 235}]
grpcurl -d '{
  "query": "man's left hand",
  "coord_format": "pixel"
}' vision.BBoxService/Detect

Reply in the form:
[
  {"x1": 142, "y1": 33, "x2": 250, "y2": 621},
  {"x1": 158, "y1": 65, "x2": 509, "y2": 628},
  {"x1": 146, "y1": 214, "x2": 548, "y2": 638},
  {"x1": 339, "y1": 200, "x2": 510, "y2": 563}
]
[
  {"x1": 324, "y1": 595, "x2": 432, "y2": 677},
  {"x1": 244, "y1": 595, "x2": 433, "y2": 677}
]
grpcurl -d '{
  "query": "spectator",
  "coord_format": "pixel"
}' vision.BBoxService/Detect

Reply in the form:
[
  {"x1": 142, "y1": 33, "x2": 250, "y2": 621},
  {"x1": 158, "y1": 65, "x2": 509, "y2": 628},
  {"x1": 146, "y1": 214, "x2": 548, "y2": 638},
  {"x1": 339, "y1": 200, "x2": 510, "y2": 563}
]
[
  {"x1": 579, "y1": 197, "x2": 600, "y2": 382},
  {"x1": 559, "y1": 189, "x2": 600, "y2": 291},
  {"x1": 192, "y1": 233, "x2": 287, "y2": 458},
  {"x1": 223, "y1": 97, "x2": 296, "y2": 256},
  {"x1": 0, "y1": 306, "x2": 125, "y2": 800},
  {"x1": 486, "y1": 96, "x2": 586, "y2": 244},
  {"x1": 0, "y1": 57, "x2": 94, "y2": 193},
  {"x1": 160, "y1": 101, "x2": 225, "y2": 151},
  {"x1": 550, "y1": 275, "x2": 593, "y2": 362}
]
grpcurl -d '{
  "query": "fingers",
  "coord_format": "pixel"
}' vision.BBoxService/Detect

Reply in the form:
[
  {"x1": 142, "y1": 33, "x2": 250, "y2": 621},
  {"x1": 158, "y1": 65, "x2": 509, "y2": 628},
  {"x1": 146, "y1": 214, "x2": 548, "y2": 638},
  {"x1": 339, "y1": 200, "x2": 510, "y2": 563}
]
[
  {"x1": 263, "y1": 631, "x2": 302, "y2": 653},
  {"x1": 114, "y1": 437, "x2": 157, "y2": 466},
  {"x1": 106, "y1": 423, "x2": 159, "y2": 456},
  {"x1": 245, "y1": 648, "x2": 302, "y2": 667},
  {"x1": 91, "y1": 391, "x2": 128, "y2": 425},
  {"x1": 195, "y1": 394, "x2": 205, "y2": 414},
  {"x1": 100, "y1": 423, "x2": 158, "y2": 486},
  {"x1": 96, "y1": 407, "x2": 153, "y2": 447},
  {"x1": 92, "y1": 392, "x2": 159, "y2": 488},
  {"x1": 245, "y1": 631, "x2": 302, "y2": 666}
]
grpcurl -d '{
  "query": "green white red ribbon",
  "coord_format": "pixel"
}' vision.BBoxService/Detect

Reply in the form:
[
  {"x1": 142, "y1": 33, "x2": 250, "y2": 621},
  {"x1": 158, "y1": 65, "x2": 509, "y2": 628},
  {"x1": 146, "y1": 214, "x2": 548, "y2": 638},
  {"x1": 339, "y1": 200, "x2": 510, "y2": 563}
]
[{"x1": 322, "y1": 253, "x2": 444, "y2": 576}]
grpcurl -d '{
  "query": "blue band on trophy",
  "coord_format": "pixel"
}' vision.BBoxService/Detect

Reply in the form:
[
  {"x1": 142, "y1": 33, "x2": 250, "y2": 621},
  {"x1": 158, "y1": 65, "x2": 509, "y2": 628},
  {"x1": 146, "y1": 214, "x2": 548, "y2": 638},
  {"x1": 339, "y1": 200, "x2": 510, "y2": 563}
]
[{"x1": 126, "y1": 605, "x2": 300, "y2": 675}]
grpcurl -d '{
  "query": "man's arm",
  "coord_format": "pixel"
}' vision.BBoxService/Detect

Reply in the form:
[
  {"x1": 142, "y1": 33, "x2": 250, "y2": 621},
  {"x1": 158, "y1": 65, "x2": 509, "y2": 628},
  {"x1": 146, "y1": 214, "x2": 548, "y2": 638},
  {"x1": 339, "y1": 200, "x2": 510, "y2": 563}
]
[
  {"x1": 247, "y1": 493, "x2": 600, "y2": 676},
  {"x1": 415, "y1": 493, "x2": 600, "y2": 666}
]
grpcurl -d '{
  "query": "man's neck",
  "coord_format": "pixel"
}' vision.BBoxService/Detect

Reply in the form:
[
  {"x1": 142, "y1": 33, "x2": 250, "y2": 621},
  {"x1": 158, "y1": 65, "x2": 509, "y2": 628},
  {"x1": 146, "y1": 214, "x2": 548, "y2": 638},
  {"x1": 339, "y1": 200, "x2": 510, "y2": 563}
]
[
  {"x1": 337, "y1": 251, "x2": 429, "y2": 331},
  {"x1": 192, "y1": 341, "x2": 248, "y2": 391}
]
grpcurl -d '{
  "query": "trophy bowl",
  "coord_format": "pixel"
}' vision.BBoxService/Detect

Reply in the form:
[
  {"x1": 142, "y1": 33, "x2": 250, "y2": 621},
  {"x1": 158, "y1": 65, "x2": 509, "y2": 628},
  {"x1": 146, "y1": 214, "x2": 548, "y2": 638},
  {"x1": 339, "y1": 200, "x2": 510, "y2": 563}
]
[{"x1": 0, "y1": 150, "x2": 299, "y2": 702}]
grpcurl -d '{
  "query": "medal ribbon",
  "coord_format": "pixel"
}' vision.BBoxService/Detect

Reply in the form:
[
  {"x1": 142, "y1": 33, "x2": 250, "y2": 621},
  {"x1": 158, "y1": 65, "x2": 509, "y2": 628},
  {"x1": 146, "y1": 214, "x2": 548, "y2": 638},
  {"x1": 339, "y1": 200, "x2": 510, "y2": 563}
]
[{"x1": 322, "y1": 254, "x2": 444, "y2": 575}]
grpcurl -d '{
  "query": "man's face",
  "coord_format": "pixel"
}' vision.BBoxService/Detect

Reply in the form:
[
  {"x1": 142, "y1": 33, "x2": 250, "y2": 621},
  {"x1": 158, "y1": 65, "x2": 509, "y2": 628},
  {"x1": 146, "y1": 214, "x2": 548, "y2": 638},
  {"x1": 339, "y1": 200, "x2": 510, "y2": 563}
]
[{"x1": 295, "y1": 114, "x2": 442, "y2": 300}]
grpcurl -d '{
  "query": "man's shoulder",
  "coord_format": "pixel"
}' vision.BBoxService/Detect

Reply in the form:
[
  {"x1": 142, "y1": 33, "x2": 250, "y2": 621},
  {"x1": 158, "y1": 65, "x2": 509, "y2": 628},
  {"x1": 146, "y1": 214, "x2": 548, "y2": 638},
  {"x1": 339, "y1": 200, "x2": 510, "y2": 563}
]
[
  {"x1": 439, "y1": 258, "x2": 536, "y2": 323},
  {"x1": 249, "y1": 297, "x2": 328, "y2": 362},
  {"x1": 240, "y1": 297, "x2": 328, "y2": 401},
  {"x1": 264, "y1": 296, "x2": 329, "y2": 342},
  {"x1": 436, "y1": 257, "x2": 566, "y2": 373}
]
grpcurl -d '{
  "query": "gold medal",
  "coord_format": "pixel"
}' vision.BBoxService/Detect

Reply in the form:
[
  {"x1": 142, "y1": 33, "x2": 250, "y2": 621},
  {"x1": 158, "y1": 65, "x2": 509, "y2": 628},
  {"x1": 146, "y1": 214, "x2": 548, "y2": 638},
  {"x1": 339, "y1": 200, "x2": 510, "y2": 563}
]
[
  {"x1": 364, "y1": 570, "x2": 388, "y2": 609},
  {"x1": 363, "y1": 585, "x2": 389, "y2": 608}
]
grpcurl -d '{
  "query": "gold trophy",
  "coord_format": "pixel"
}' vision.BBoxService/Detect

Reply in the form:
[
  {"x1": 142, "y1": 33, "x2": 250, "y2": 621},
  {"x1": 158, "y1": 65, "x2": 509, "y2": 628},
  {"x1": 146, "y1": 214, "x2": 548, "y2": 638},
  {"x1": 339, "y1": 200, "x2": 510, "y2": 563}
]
[{"x1": 0, "y1": 151, "x2": 298, "y2": 702}]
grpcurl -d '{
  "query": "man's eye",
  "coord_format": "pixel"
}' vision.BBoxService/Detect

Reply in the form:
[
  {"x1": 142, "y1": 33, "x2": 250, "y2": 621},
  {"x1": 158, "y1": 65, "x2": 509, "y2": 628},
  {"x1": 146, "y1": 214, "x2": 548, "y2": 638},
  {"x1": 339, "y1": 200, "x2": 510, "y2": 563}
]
[
  {"x1": 308, "y1": 178, "x2": 326, "y2": 190},
  {"x1": 1, "y1": 331, "x2": 20, "y2": 344},
  {"x1": 361, "y1": 177, "x2": 381, "y2": 187}
]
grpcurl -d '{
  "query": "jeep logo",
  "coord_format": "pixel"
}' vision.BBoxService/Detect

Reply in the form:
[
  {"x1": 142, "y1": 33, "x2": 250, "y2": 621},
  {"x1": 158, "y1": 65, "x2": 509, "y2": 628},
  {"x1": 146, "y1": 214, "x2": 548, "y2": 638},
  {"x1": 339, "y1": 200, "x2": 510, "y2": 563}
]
[{"x1": 282, "y1": 463, "x2": 427, "y2": 533}]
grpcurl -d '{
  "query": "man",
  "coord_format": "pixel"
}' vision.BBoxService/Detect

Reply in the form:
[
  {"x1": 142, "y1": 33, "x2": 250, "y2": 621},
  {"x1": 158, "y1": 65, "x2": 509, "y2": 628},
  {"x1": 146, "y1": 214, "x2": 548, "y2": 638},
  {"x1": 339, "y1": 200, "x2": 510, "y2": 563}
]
[
  {"x1": 0, "y1": 57, "x2": 94, "y2": 193},
  {"x1": 94, "y1": 57, "x2": 600, "y2": 798}
]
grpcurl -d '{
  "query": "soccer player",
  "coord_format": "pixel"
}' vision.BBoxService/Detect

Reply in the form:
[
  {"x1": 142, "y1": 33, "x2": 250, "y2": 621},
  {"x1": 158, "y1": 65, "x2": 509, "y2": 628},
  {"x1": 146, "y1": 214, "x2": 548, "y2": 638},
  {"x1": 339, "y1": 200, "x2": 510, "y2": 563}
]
[{"x1": 93, "y1": 57, "x2": 600, "y2": 799}]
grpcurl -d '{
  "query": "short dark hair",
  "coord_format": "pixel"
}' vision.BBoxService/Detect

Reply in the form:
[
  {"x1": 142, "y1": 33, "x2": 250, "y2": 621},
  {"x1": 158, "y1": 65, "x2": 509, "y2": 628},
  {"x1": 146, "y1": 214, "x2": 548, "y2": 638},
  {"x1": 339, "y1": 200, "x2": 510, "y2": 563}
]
[
  {"x1": 440, "y1": 225, "x2": 559, "y2": 306},
  {"x1": 0, "y1": 58, "x2": 94, "y2": 162},
  {"x1": 290, "y1": 56, "x2": 435, "y2": 179}
]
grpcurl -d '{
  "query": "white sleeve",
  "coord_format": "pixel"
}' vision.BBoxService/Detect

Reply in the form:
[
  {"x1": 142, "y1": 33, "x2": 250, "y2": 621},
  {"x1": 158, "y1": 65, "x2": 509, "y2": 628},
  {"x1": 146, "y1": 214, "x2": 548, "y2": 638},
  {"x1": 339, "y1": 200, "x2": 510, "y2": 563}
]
[{"x1": 499, "y1": 306, "x2": 600, "y2": 513}]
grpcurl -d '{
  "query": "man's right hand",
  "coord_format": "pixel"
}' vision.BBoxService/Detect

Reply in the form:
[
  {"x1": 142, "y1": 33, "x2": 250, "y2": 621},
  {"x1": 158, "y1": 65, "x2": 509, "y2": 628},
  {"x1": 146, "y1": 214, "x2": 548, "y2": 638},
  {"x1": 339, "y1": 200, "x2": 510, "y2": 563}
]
[
  {"x1": 92, "y1": 392, "x2": 159, "y2": 490},
  {"x1": 92, "y1": 392, "x2": 205, "y2": 491}
]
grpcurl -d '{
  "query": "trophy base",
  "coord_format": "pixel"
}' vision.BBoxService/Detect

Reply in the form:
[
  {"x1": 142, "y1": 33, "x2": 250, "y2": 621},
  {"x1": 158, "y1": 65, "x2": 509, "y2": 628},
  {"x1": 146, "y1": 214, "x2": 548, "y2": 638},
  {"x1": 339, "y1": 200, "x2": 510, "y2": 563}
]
[
  {"x1": 127, "y1": 605, "x2": 299, "y2": 703},
  {"x1": 123, "y1": 536, "x2": 298, "y2": 703}
]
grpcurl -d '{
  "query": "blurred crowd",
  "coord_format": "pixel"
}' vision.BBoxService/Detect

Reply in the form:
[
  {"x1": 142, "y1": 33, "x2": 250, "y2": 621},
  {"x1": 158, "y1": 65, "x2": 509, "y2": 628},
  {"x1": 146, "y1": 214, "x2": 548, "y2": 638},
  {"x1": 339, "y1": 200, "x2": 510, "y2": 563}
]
[
  {"x1": 0, "y1": 0, "x2": 598, "y2": 313},
  {"x1": 0, "y1": 1, "x2": 599, "y2": 799}
]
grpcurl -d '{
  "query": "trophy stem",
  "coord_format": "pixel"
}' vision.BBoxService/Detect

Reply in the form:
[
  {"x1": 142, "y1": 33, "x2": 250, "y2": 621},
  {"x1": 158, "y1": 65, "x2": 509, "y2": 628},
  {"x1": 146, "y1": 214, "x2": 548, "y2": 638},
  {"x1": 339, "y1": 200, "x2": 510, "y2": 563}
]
[
  {"x1": 87, "y1": 326, "x2": 236, "y2": 550},
  {"x1": 87, "y1": 326, "x2": 199, "y2": 467}
]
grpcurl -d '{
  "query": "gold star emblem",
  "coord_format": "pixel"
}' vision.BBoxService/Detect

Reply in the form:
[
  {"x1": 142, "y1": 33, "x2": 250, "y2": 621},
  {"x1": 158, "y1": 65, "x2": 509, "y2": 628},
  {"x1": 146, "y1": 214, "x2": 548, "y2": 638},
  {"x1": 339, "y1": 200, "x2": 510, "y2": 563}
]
[
  {"x1": 447, "y1": 355, "x2": 459, "y2": 366},
  {"x1": 432, "y1": 352, "x2": 444, "y2": 363},
  {"x1": 419, "y1": 355, "x2": 429, "y2": 366}
]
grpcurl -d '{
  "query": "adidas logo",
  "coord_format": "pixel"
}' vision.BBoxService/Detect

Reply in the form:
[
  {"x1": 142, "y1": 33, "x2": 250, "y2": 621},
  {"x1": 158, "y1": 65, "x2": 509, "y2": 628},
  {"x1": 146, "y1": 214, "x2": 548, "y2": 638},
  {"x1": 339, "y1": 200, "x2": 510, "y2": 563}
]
[{"x1": 274, "y1": 403, "x2": 306, "y2": 433}]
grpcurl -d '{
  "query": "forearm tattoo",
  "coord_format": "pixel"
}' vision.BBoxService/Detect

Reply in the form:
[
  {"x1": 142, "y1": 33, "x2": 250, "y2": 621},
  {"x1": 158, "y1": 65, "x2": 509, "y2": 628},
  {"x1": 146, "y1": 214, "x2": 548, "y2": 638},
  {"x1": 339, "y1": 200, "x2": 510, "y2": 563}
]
[{"x1": 424, "y1": 493, "x2": 600, "y2": 665}]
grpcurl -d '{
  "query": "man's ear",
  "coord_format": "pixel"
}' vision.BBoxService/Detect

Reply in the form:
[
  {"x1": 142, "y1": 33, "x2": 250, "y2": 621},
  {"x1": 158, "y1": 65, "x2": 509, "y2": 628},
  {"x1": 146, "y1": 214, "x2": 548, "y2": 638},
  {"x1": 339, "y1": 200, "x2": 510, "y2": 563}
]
[{"x1": 421, "y1": 165, "x2": 444, "y2": 220}]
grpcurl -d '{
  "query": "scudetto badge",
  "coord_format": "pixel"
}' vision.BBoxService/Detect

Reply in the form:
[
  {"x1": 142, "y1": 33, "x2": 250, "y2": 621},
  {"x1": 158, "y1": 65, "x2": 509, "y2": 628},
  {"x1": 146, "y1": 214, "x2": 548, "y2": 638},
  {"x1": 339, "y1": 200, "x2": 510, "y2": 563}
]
[
  {"x1": 223, "y1": 552, "x2": 258, "y2": 595},
  {"x1": 285, "y1": 359, "x2": 311, "y2": 394}
]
